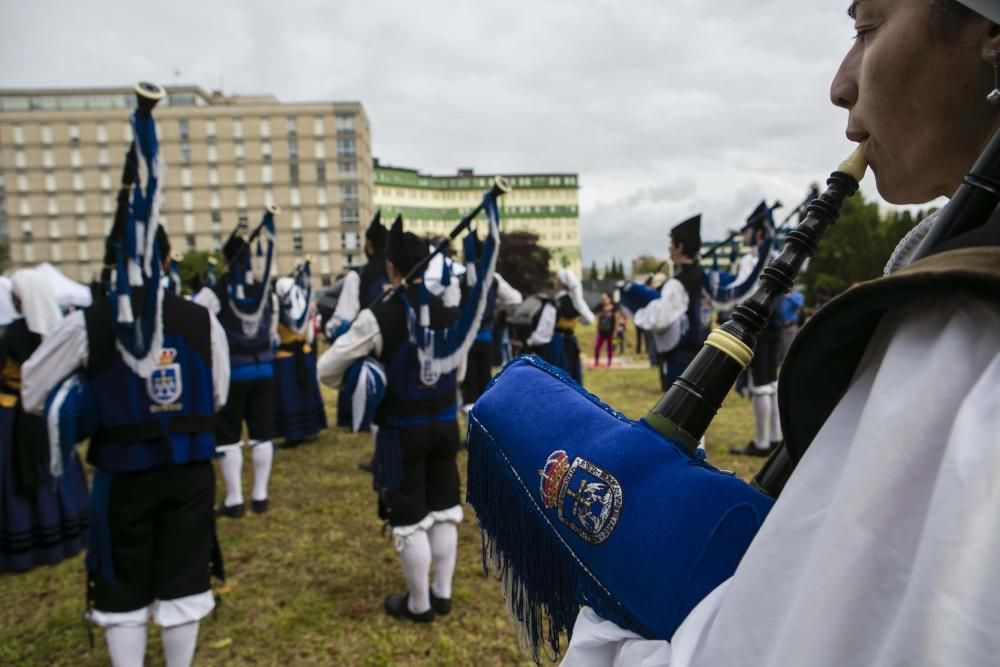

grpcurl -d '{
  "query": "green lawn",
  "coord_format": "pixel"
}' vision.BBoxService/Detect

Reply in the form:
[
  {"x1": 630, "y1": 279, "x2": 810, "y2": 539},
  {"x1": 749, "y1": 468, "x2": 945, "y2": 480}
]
[{"x1": 0, "y1": 329, "x2": 758, "y2": 666}]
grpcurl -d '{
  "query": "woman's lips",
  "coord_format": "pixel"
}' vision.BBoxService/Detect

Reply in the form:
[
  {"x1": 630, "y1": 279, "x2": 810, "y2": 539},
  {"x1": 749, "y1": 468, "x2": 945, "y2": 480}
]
[{"x1": 846, "y1": 129, "x2": 870, "y2": 143}]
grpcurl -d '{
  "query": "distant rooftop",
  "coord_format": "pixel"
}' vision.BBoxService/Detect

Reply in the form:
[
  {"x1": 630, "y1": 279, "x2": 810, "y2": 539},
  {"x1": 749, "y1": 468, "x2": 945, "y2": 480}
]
[{"x1": 372, "y1": 158, "x2": 578, "y2": 190}]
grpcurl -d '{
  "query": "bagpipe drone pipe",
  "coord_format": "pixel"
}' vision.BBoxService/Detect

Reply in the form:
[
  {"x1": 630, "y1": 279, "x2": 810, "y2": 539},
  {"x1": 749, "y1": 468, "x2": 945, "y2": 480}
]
[
  {"x1": 466, "y1": 147, "x2": 868, "y2": 660},
  {"x1": 335, "y1": 177, "x2": 511, "y2": 434}
]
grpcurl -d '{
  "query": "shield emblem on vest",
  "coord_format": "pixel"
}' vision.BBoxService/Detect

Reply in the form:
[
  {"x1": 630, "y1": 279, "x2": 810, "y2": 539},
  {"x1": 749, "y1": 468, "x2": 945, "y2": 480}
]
[
  {"x1": 241, "y1": 317, "x2": 261, "y2": 337},
  {"x1": 147, "y1": 348, "x2": 183, "y2": 406},
  {"x1": 419, "y1": 357, "x2": 441, "y2": 387}
]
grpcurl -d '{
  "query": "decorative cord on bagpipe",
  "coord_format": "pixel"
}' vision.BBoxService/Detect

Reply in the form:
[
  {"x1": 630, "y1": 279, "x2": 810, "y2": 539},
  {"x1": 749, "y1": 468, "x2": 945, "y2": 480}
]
[
  {"x1": 226, "y1": 206, "x2": 277, "y2": 328},
  {"x1": 278, "y1": 257, "x2": 313, "y2": 334},
  {"x1": 204, "y1": 257, "x2": 218, "y2": 288},
  {"x1": 167, "y1": 251, "x2": 184, "y2": 296},
  {"x1": 403, "y1": 192, "x2": 502, "y2": 384},
  {"x1": 108, "y1": 83, "x2": 167, "y2": 376}
]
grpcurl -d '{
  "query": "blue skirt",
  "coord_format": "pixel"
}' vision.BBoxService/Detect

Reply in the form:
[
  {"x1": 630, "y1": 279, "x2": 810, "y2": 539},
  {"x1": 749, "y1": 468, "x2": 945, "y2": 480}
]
[
  {"x1": 530, "y1": 331, "x2": 584, "y2": 386},
  {"x1": 274, "y1": 348, "x2": 328, "y2": 443},
  {"x1": 0, "y1": 406, "x2": 90, "y2": 573}
]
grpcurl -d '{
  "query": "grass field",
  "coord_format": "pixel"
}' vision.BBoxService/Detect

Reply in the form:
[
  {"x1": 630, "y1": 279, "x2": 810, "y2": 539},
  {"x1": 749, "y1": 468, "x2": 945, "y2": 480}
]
[{"x1": 0, "y1": 326, "x2": 759, "y2": 666}]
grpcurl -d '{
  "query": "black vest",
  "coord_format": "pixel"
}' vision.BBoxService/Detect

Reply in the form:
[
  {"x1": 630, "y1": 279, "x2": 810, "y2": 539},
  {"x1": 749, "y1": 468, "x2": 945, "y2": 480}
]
[
  {"x1": 358, "y1": 253, "x2": 390, "y2": 310},
  {"x1": 213, "y1": 275, "x2": 274, "y2": 365},
  {"x1": 666, "y1": 263, "x2": 708, "y2": 365}
]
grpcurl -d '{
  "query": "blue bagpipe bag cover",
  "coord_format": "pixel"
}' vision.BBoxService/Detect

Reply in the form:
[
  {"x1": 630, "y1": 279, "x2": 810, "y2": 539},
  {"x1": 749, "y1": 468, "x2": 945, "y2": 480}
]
[{"x1": 467, "y1": 355, "x2": 774, "y2": 658}]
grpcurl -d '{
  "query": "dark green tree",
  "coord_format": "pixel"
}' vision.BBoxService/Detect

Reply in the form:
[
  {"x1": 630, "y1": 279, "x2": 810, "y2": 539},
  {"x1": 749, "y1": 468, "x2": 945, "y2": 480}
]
[
  {"x1": 179, "y1": 250, "x2": 223, "y2": 295},
  {"x1": 589, "y1": 260, "x2": 599, "y2": 281},
  {"x1": 800, "y1": 193, "x2": 921, "y2": 303},
  {"x1": 497, "y1": 231, "x2": 552, "y2": 296}
]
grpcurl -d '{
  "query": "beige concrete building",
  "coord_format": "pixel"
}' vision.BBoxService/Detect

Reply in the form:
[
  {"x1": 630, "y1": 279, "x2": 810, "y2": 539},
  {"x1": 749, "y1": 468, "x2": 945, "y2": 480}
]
[
  {"x1": 373, "y1": 161, "x2": 582, "y2": 277},
  {"x1": 0, "y1": 85, "x2": 372, "y2": 285}
]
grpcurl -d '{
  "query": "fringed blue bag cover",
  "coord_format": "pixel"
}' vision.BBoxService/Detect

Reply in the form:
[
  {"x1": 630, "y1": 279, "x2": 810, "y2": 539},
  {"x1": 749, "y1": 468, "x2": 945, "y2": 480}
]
[{"x1": 467, "y1": 356, "x2": 773, "y2": 659}]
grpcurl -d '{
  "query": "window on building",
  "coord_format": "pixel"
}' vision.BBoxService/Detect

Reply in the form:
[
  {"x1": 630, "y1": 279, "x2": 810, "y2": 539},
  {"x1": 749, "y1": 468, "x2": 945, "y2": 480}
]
[
  {"x1": 75, "y1": 197, "x2": 86, "y2": 214},
  {"x1": 76, "y1": 219, "x2": 88, "y2": 238},
  {"x1": 24, "y1": 244, "x2": 35, "y2": 263},
  {"x1": 235, "y1": 167, "x2": 246, "y2": 185},
  {"x1": 49, "y1": 219, "x2": 61, "y2": 238},
  {"x1": 313, "y1": 117, "x2": 324, "y2": 136},
  {"x1": 16, "y1": 174, "x2": 28, "y2": 192},
  {"x1": 79, "y1": 240, "x2": 90, "y2": 260},
  {"x1": 99, "y1": 171, "x2": 111, "y2": 190},
  {"x1": 70, "y1": 149, "x2": 83, "y2": 168},
  {"x1": 47, "y1": 198, "x2": 59, "y2": 215},
  {"x1": 234, "y1": 143, "x2": 245, "y2": 161},
  {"x1": 316, "y1": 188, "x2": 328, "y2": 206},
  {"x1": 12, "y1": 125, "x2": 24, "y2": 145},
  {"x1": 41, "y1": 125, "x2": 52, "y2": 144},
  {"x1": 179, "y1": 119, "x2": 189, "y2": 141},
  {"x1": 181, "y1": 143, "x2": 191, "y2": 164},
  {"x1": 345, "y1": 254, "x2": 354, "y2": 266},
  {"x1": 320, "y1": 256, "x2": 331, "y2": 275},
  {"x1": 211, "y1": 210, "x2": 222, "y2": 227},
  {"x1": 43, "y1": 150, "x2": 55, "y2": 168},
  {"x1": 289, "y1": 188, "x2": 301, "y2": 207},
  {"x1": 261, "y1": 142, "x2": 272, "y2": 161},
  {"x1": 340, "y1": 206, "x2": 358, "y2": 224},
  {"x1": 95, "y1": 123, "x2": 108, "y2": 144},
  {"x1": 337, "y1": 138, "x2": 356, "y2": 155},
  {"x1": 314, "y1": 142, "x2": 326, "y2": 159},
  {"x1": 291, "y1": 212, "x2": 303, "y2": 229},
  {"x1": 210, "y1": 192, "x2": 221, "y2": 210},
  {"x1": 51, "y1": 243, "x2": 62, "y2": 262},
  {"x1": 182, "y1": 191, "x2": 194, "y2": 210},
  {"x1": 339, "y1": 160, "x2": 356, "y2": 174},
  {"x1": 317, "y1": 211, "x2": 329, "y2": 228},
  {"x1": 122, "y1": 122, "x2": 133, "y2": 142},
  {"x1": 102, "y1": 196, "x2": 113, "y2": 213},
  {"x1": 287, "y1": 117, "x2": 297, "y2": 136},
  {"x1": 343, "y1": 231, "x2": 359, "y2": 250},
  {"x1": 14, "y1": 150, "x2": 27, "y2": 168},
  {"x1": 212, "y1": 234, "x2": 222, "y2": 251},
  {"x1": 233, "y1": 118, "x2": 244, "y2": 139},
  {"x1": 288, "y1": 162, "x2": 299, "y2": 185},
  {"x1": 206, "y1": 119, "x2": 216, "y2": 138},
  {"x1": 207, "y1": 145, "x2": 218, "y2": 163},
  {"x1": 341, "y1": 183, "x2": 358, "y2": 200},
  {"x1": 260, "y1": 118, "x2": 271, "y2": 138},
  {"x1": 237, "y1": 190, "x2": 248, "y2": 208},
  {"x1": 316, "y1": 161, "x2": 326, "y2": 184},
  {"x1": 69, "y1": 124, "x2": 80, "y2": 145},
  {"x1": 261, "y1": 164, "x2": 273, "y2": 184},
  {"x1": 183, "y1": 214, "x2": 196, "y2": 232},
  {"x1": 181, "y1": 168, "x2": 193, "y2": 187},
  {"x1": 186, "y1": 233, "x2": 196, "y2": 250},
  {"x1": 288, "y1": 138, "x2": 298, "y2": 160},
  {"x1": 72, "y1": 173, "x2": 84, "y2": 191},
  {"x1": 45, "y1": 174, "x2": 57, "y2": 192},
  {"x1": 335, "y1": 115, "x2": 355, "y2": 132},
  {"x1": 209, "y1": 168, "x2": 219, "y2": 186},
  {"x1": 98, "y1": 148, "x2": 110, "y2": 166},
  {"x1": 292, "y1": 231, "x2": 303, "y2": 251},
  {"x1": 318, "y1": 233, "x2": 330, "y2": 252},
  {"x1": 21, "y1": 220, "x2": 33, "y2": 237}
]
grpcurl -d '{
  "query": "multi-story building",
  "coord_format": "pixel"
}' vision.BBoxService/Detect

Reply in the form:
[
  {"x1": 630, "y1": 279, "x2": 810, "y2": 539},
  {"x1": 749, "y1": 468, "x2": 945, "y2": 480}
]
[
  {"x1": 0, "y1": 85, "x2": 372, "y2": 285},
  {"x1": 373, "y1": 161, "x2": 581, "y2": 276}
]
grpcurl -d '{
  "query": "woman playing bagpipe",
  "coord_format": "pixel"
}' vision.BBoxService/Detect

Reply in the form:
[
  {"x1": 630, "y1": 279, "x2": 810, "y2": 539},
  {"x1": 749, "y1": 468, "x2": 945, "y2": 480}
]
[
  {"x1": 194, "y1": 208, "x2": 279, "y2": 517},
  {"x1": 273, "y1": 258, "x2": 328, "y2": 445},
  {"x1": 22, "y1": 82, "x2": 229, "y2": 667},
  {"x1": 0, "y1": 269, "x2": 89, "y2": 573},
  {"x1": 466, "y1": 2, "x2": 1000, "y2": 664},
  {"x1": 524, "y1": 268, "x2": 596, "y2": 385},
  {"x1": 318, "y1": 180, "x2": 508, "y2": 623}
]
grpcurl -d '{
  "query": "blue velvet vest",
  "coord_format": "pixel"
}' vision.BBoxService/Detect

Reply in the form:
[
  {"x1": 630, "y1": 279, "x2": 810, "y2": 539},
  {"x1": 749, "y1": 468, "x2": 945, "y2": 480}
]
[
  {"x1": 213, "y1": 276, "x2": 275, "y2": 370},
  {"x1": 84, "y1": 291, "x2": 216, "y2": 472}
]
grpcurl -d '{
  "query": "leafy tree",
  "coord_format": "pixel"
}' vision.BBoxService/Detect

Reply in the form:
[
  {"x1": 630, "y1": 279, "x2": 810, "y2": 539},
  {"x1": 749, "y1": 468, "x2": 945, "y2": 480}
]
[
  {"x1": 800, "y1": 193, "x2": 922, "y2": 304},
  {"x1": 589, "y1": 260, "x2": 599, "y2": 281},
  {"x1": 179, "y1": 250, "x2": 223, "y2": 294},
  {"x1": 631, "y1": 255, "x2": 664, "y2": 276},
  {"x1": 497, "y1": 231, "x2": 552, "y2": 296}
]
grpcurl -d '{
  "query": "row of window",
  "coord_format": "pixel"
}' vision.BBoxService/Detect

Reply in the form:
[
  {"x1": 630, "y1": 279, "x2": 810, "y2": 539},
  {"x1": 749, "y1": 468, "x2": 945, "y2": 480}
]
[{"x1": 7, "y1": 114, "x2": 357, "y2": 146}]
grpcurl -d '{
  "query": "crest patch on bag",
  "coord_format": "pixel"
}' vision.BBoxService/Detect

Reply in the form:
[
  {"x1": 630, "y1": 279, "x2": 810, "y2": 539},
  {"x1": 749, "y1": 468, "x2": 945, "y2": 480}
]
[
  {"x1": 147, "y1": 347, "x2": 183, "y2": 407},
  {"x1": 539, "y1": 449, "x2": 623, "y2": 545}
]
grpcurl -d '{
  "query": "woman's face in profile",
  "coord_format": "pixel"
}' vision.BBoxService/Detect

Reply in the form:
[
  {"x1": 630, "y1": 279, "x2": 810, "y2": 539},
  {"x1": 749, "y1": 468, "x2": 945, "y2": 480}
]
[{"x1": 829, "y1": 0, "x2": 996, "y2": 204}]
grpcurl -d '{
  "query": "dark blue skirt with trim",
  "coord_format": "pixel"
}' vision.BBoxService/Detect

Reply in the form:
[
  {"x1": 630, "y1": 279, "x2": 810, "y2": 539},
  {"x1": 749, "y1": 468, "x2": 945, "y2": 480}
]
[
  {"x1": 274, "y1": 348, "x2": 328, "y2": 443},
  {"x1": 0, "y1": 406, "x2": 90, "y2": 573}
]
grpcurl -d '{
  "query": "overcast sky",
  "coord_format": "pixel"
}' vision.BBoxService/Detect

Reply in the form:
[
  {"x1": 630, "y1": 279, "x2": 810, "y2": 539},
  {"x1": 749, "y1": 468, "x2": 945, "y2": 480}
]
[{"x1": 1, "y1": 0, "x2": 888, "y2": 268}]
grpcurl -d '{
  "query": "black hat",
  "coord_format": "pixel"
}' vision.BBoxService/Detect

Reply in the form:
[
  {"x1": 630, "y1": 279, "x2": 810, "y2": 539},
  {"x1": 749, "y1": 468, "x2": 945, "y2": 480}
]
[
  {"x1": 743, "y1": 201, "x2": 774, "y2": 232},
  {"x1": 155, "y1": 225, "x2": 170, "y2": 260},
  {"x1": 385, "y1": 215, "x2": 429, "y2": 276},
  {"x1": 223, "y1": 234, "x2": 248, "y2": 263},
  {"x1": 670, "y1": 214, "x2": 701, "y2": 258},
  {"x1": 365, "y1": 211, "x2": 387, "y2": 250}
]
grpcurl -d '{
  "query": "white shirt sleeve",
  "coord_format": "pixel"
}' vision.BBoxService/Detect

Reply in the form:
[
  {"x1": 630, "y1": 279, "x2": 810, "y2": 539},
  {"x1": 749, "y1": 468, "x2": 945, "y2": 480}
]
[
  {"x1": 526, "y1": 302, "x2": 557, "y2": 347},
  {"x1": 495, "y1": 273, "x2": 523, "y2": 307},
  {"x1": 20, "y1": 310, "x2": 89, "y2": 415},
  {"x1": 317, "y1": 309, "x2": 382, "y2": 387},
  {"x1": 633, "y1": 279, "x2": 689, "y2": 332},
  {"x1": 193, "y1": 287, "x2": 221, "y2": 315},
  {"x1": 333, "y1": 270, "x2": 361, "y2": 321},
  {"x1": 208, "y1": 312, "x2": 230, "y2": 412},
  {"x1": 442, "y1": 280, "x2": 462, "y2": 308}
]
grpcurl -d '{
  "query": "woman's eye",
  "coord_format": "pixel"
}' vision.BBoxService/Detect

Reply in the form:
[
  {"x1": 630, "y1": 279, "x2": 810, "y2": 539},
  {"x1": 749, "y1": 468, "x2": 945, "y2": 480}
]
[{"x1": 853, "y1": 26, "x2": 874, "y2": 42}]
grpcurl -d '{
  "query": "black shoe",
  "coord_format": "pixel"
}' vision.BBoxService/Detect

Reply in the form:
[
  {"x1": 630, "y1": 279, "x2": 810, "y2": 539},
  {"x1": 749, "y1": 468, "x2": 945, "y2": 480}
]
[
  {"x1": 430, "y1": 592, "x2": 451, "y2": 616},
  {"x1": 358, "y1": 460, "x2": 374, "y2": 473},
  {"x1": 384, "y1": 594, "x2": 435, "y2": 623},
  {"x1": 215, "y1": 503, "x2": 245, "y2": 519},
  {"x1": 251, "y1": 498, "x2": 269, "y2": 514},
  {"x1": 729, "y1": 441, "x2": 773, "y2": 457}
]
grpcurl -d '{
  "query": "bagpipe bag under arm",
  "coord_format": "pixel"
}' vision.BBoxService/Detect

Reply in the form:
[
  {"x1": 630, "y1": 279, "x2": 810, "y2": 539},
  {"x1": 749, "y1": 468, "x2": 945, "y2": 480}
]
[{"x1": 467, "y1": 356, "x2": 773, "y2": 659}]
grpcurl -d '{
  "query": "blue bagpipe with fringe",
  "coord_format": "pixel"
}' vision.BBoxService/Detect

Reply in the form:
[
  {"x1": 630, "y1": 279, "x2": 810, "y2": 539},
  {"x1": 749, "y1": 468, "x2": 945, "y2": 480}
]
[{"x1": 467, "y1": 356, "x2": 774, "y2": 660}]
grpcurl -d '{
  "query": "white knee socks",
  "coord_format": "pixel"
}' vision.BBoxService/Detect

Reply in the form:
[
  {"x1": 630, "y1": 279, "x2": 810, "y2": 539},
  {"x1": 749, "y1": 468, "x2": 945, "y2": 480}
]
[
  {"x1": 249, "y1": 440, "x2": 273, "y2": 502},
  {"x1": 428, "y1": 522, "x2": 458, "y2": 600},
  {"x1": 396, "y1": 530, "x2": 432, "y2": 614},
  {"x1": 752, "y1": 393, "x2": 772, "y2": 449},
  {"x1": 105, "y1": 623, "x2": 147, "y2": 667},
  {"x1": 769, "y1": 392, "x2": 782, "y2": 443},
  {"x1": 216, "y1": 443, "x2": 244, "y2": 507},
  {"x1": 162, "y1": 621, "x2": 200, "y2": 667}
]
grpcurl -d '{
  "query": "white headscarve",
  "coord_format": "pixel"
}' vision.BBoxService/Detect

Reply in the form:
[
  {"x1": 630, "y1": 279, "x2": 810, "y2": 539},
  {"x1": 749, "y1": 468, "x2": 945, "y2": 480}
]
[
  {"x1": 557, "y1": 268, "x2": 595, "y2": 325},
  {"x1": 11, "y1": 268, "x2": 63, "y2": 338},
  {"x1": 0, "y1": 277, "x2": 16, "y2": 326},
  {"x1": 275, "y1": 276, "x2": 308, "y2": 325}
]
